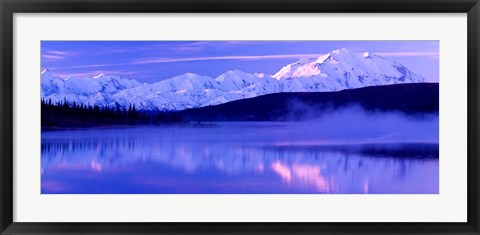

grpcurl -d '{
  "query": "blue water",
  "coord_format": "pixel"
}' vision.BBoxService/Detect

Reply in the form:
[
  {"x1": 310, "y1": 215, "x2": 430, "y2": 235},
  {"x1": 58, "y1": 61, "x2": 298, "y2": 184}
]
[{"x1": 41, "y1": 122, "x2": 439, "y2": 194}]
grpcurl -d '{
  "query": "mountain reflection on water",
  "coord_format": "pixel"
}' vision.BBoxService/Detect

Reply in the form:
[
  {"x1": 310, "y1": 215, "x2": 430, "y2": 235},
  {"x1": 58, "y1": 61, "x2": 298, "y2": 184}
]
[{"x1": 41, "y1": 123, "x2": 438, "y2": 194}]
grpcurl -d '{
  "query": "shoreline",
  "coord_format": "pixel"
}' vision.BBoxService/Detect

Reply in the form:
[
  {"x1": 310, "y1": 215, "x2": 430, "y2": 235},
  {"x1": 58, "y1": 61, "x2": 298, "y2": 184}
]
[{"x1": 41, "y1": 122, "x2": 219, "y2": 132}]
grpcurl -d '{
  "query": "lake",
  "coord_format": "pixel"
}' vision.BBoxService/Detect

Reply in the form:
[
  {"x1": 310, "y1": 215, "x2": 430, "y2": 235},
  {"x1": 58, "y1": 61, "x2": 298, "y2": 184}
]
[{"x1": 41, "y1": 121, "x2": 439, "y2": 194}]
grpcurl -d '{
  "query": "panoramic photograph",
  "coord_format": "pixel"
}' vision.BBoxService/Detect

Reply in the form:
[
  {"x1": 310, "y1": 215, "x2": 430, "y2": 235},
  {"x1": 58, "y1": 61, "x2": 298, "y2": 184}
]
[{"x1": 41, "y1": 41, "x2": 439, "y2": 194}]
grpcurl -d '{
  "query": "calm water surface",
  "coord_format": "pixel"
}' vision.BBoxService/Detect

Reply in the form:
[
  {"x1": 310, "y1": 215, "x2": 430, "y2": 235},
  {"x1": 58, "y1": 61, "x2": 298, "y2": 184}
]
[{"x1": 41, "y1": 122, "x2": 439, "y2": 194}]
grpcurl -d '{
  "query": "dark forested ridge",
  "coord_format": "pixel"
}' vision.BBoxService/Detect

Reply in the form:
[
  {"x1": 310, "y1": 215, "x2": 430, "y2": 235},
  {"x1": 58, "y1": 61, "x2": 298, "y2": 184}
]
[
  {"x1": 41, "y1": 83, "x2": 439, "y2": 130},
  {"x1": 178, "y1": 83, "x2": 439, "y2": 121},
  {"x1": 41, "y1": 99, "x2": 181, "y2": 130}
]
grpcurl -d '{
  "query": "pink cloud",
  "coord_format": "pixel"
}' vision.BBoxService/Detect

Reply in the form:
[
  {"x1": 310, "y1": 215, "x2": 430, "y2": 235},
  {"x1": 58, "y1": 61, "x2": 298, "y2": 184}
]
[
  {"x1": 52, "y1": 70, "x2": 137, "y2": 78},
  {"x1": 53, "y1": 53, "x2": 324, "y2": 69},
  {"x1": 133, "y1": 53, "x2": 325, "y2": 65},
  {"x1": 375, "y1": 51, "x2": 439, "y2": 57},
  {"x1": 51, "y1": 51, "x2": 439, "y2": 70},
  {"x1": 61, "y1": 63, "x2": 128, "y2": 69},
  {"x1": 41, "y1": 49, "x2": 76, "y2": 61},
  {"x1": 47, "y1": 50, "x2": 70, "y2": 55},
  {"x1": 41, "y1": 54, "x2": 65, "y2": 60}
]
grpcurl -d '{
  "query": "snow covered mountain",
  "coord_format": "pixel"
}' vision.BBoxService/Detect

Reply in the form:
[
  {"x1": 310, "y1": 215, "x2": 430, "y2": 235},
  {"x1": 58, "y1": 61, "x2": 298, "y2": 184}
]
[
  {"x1": 41, "y1": 48, "x2": 425, "y2": 111},
  {"x1": 41, "y1": 69, "x2": 142, "y2": 106}
]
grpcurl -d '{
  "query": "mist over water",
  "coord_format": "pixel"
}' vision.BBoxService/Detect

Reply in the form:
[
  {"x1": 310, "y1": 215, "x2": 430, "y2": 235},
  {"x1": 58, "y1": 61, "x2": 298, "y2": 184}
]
[
  {"x1": 41, "y1": 107, "x2": 438, "y2": 194},
  {"x1": 41, "y1": 139, "x2": 438, "y2": 194},
  {"x1": 286, "y1": 105, "x2": 438, "y2": 144}
]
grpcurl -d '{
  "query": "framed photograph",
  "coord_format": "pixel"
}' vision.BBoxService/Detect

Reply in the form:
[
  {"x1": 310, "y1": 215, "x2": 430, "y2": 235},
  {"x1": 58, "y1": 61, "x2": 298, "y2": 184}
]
[{"x1": 1, "y1": 0, "x2": 479, "y2": 234}]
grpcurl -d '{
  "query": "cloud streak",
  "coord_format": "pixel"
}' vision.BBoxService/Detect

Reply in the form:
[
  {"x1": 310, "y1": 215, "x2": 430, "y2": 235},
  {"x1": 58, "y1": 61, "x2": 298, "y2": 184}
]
[
  {"x1": 46, "y1": 50, "x2": 70, "y2": 56},
  {"x1": 42, "y1": 54, "x2": 66, "y2": 60},
  {"x1": 51, "y1": 70, "x2": 138, "y2": 79},
  {"x1": 375, "y1": 51, "x2": 439, "y2": 57},
  {"x1": 41, "y1": 49, "x2": 76, "y2": 61},
  {"x1": 66, "y1": 41, "x2": 281, "y2": 56},
  {"x1": 51, "y1": 51, "x2": 438, "y2": 70},
  {"x1": 133, "y1": 53, "x2": 326, "y2": 65},
  {"x1": 55, "y1": 53, "x2": 325, "y2": 69}
]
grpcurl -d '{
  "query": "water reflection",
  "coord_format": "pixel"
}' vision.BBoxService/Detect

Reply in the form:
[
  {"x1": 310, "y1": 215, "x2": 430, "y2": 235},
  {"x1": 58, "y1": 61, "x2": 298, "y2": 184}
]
[{"x1": 41, "y1": 124, "x2": 438, "y2": 194}]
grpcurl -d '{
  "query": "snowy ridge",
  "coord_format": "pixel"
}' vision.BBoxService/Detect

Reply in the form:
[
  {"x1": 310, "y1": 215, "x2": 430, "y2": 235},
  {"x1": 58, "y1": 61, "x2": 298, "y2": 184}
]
[
  {"x1": 41, "y1": 49, "x2": 425, "y2": 111},
  {"x1": 41, "y1": 69, "x2": 142, "y2": 106}
]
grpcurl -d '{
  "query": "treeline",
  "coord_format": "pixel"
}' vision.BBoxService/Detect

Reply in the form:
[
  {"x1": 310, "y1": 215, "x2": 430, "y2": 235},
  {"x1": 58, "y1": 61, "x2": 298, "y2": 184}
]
[{"x1": 41, "y1": 98, "x2": 181, "y2": 130}]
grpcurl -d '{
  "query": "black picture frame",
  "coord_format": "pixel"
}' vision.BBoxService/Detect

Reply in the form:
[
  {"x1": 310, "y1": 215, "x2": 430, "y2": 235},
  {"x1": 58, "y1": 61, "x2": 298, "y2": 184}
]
[{"x1": 1, "y1": 0, "x2": 479, "y2": 234}]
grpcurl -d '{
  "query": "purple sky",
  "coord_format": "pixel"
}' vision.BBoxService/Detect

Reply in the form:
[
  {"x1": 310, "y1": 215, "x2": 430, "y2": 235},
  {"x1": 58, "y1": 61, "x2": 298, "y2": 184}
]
[{"x1": 41, "y1": 41, "x2": 439, "y2": 83}]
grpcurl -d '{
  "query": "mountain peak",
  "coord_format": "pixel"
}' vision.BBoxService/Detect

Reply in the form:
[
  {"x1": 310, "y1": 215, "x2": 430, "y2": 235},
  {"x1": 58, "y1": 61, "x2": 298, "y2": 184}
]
[
  {"x1": 272, "y1": 48, "x2": 424, "y2": 83},
  {"x1": 176, "y1": 72, "x2": 204, "y2": 79},
  {"x1": 216, "y1": 69, "x2": 252, "y2": 82},
  {"x1": 93, "y1": 73, "x2": 106, "y2": 79},
  {"x1": 225, "y1": 69, "x2": 250, "y2": 75},
  {"x1": 170, "y1": 73, "x2": 211, "y2": 82},
  {"x1": 297, "y1": 58, "x2": 316, "y2": 64},
  {"x1": 254, "y1": 72, "x2": 265, "y2": 78},
  {"x1": 314, "y1": 53, "x2": 331, "y2": 63},
  {"x1": 41, "y1": 69, "x2": 51, "y2": 74},
  {"x1": 331, "y1": 48, "x2": 355, "y2": 55}
]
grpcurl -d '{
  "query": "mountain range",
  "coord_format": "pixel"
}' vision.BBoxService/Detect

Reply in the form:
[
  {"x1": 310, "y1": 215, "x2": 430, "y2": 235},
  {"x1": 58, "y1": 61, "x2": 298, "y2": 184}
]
[{"x1": 41, "y1": 48, "x2": 425, "y2": 111}]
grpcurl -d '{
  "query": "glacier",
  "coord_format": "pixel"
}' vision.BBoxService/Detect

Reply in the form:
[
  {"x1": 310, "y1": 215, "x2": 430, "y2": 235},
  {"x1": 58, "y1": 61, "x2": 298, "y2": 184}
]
[{"x1": 41, "y1": 48, "x2": 425, "y2": 111}]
